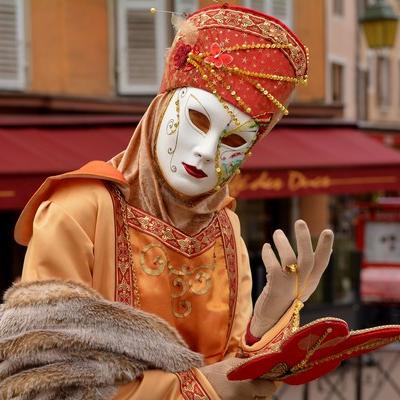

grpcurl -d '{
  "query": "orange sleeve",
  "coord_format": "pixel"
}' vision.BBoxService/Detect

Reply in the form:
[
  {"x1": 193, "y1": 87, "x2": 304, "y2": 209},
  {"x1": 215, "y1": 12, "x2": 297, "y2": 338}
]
[
  {"x1": 20, "y1": 179, "x2": 117, "y2": 299},
  {"x1": 21, "y1": 200, "x2": 94, "y2": 286}
]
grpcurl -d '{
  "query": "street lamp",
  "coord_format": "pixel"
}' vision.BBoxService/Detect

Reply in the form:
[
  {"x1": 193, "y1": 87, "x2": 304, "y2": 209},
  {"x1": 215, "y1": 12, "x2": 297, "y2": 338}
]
[{"x1": 359, "y1": 0, "x2": 399, "y2": 48}]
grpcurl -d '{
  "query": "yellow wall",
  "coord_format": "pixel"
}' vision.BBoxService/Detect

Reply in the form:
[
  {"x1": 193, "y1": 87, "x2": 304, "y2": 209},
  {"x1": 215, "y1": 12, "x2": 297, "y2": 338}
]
[
  {"x1": 292, "y1": 0, "x2": 326, "y2": 103},
  {"x1": 30, "y1": 0, "x2": 111, "y2": 96}
]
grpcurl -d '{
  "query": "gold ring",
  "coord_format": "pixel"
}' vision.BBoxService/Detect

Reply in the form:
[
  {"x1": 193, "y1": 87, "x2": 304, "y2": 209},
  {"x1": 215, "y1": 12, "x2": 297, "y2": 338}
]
[{"x1": 286, "y1": 263, "x2": 298, "y2": 273}]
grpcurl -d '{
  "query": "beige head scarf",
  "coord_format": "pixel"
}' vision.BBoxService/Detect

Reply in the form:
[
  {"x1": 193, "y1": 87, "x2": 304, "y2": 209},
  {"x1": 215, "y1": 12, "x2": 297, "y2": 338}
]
[{"x1": 109, "y1": 92, "x2": 233, "y2": 235}]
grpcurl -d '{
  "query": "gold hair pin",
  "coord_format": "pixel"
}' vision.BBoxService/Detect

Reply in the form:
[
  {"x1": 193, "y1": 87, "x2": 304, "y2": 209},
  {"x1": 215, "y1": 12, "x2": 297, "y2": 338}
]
[{"x1": 150, "y1": 8, "x2": 186, "y2": 17}]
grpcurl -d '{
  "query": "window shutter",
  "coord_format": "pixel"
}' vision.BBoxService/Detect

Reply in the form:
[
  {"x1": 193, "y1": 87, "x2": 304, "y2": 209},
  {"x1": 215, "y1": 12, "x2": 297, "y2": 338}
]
[
  {"x1": 269, "y1": 0, "x2": 292, "y2": 27},
  {"x1": 117, "y1": 0, "x2": 168, "y2": 95},
  {"x1": 0, "y1": 0, "x2": 25, "y2": 90},
  {"x1": 241, "y1": 0, "x2": 292, "y2": 27},
  {"x1": 377, "y1": 56, "x2": 390, "y2": 108},
  {"x1": 243, "y1": 0, "x2": 266, "y2": 11},
  {"x1": 174, "y1": 0, "x2": 198, "y2": 15}
]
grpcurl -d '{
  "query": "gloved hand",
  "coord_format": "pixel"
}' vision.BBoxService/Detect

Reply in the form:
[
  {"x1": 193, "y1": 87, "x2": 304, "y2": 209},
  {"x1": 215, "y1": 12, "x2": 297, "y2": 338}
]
[
  {"x1": 200, "y1": 357, "x2": 278, "y2": 400},
  {"x1": 250, "y1": 220, "x2": 334, "y2": 338}
]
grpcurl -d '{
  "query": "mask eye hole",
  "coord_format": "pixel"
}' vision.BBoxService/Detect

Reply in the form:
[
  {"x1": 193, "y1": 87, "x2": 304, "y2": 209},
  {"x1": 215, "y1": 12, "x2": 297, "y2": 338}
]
[
  {"x1": 221, "y1": 134, "x2": 247, "y2": 148},
  {"x1": 189, "y1": 109, "x2": 210, "y2": 133}
]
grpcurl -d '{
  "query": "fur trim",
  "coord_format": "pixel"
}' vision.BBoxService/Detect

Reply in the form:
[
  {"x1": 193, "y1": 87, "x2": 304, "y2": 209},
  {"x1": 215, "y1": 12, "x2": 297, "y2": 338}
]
[{"x1": 0, "y1": 280, "x2": 203, "y2": 400}]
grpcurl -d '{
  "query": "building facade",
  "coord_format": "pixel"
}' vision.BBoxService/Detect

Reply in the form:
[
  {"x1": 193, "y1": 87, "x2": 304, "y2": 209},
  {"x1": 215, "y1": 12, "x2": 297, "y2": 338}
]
[{"x1": 359, "y1": 0, "x2": 400, "y2": 127}]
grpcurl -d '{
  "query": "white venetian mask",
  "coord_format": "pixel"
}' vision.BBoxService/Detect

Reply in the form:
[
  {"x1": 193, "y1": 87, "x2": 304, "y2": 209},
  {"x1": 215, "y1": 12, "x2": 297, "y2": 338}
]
[{"x1": 155, "y1": 87, "x2": 259, "y2": 197}]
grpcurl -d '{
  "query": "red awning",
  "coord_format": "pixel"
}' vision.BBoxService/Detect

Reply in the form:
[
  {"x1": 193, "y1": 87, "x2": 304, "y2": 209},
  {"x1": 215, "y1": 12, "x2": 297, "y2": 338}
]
[
  {"x1": 231, "y1": 127, "x2": 400, "y2": 198},
  {"x1": 245, "y1": 128, "x2": 400, "y2": 169},
  {"x1": 1, "y1": 124, "x2": 400, "y2": 209},
  {"x1": 0, "y1": 125, "x2": 133, "y2": 174},
  {"x1": 0, "y1": 125, "x2": 133, "y2": 209}
]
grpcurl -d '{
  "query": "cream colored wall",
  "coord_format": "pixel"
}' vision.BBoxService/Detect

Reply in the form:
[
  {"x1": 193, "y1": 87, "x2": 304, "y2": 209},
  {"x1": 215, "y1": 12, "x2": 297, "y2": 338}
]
[
  {"x1": 326, "y1": 0, "x2": 357, "y2": 121},
  {"x1": 360, "y1": 0, "x2": 400, "y2": 125}
]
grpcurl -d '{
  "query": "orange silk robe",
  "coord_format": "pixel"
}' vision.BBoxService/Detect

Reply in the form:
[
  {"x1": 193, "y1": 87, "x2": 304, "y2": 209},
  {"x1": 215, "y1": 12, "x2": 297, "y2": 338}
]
[{"x1": 17, "y1": 162, "x2": 254, "y2": 399}]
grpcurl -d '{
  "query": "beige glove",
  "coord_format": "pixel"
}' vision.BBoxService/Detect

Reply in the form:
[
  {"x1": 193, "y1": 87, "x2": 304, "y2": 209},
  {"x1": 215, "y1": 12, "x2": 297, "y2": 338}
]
[
  {"x1": 200, "y1": 358, "x2": 277, "y2": 400},
  {"x1": 250, "y1": 220, "x2": 334, "y2": 338}
]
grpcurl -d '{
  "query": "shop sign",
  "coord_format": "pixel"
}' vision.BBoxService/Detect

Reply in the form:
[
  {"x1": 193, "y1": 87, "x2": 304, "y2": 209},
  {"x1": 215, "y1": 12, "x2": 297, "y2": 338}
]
[
  {"x1": 230, "y1": 168, "x2": 400, "y2": 199},
  {"x1": 356, "y1": 202, "x2": 400, "y2": 303}
]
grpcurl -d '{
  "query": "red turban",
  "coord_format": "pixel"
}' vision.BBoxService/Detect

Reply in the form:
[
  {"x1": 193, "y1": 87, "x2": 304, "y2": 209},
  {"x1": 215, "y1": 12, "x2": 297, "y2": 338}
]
[{"x1": 160, "y1": 3, "x2": 309, "y2": 127}]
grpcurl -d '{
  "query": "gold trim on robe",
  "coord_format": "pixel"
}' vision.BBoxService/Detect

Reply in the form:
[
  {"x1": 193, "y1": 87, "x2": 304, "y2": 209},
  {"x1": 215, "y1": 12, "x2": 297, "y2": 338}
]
[
  {"x1": 177, "y1": 370, "x2": 211, "y2": 400},
  {"x1": 110, "y1": 185, "x2": 238, "y2": 364}
]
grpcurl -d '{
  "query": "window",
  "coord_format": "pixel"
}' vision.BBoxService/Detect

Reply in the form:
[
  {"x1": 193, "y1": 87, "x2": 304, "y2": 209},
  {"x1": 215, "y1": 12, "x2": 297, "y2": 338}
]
[
  {"x1": 357, "y1": 68, "x2": 369, "y2": 120},
  {"x1": 398, "y1": 59, "x2": 400, "y2": 109},
  {"x1": 243, "y1": 0, "x2": 293, "y2": 27},
  {"x1": 117, "y1": 0, "x2": 169, "y2": 95},
  {"x1": 174, "y1": 0, "x2": 198, "y2": 15},
  {"x1": 333, "y1": 0, "x2": 344, "y2": 16},
  {"x1": 0, "y1": 0, "x2": 25, "y2": 90},
  {"x1": 331, "y1": 62, "x2": 344, "y2": 103},
  {"x1": 376, "y1": 56, "x2": 391, "y2": 108}
]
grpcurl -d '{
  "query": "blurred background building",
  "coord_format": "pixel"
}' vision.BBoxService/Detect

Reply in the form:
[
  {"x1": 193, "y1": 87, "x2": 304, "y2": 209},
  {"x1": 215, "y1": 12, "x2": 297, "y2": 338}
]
[{"x1": 1, "y1": 0, "x2": 400, "y2": 398}]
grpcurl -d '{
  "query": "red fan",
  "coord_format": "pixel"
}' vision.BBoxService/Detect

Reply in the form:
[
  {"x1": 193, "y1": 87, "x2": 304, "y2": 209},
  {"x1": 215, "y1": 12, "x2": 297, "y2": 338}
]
[{"x1": 228, "y1": 319, "x2": 400, "y2": 385}]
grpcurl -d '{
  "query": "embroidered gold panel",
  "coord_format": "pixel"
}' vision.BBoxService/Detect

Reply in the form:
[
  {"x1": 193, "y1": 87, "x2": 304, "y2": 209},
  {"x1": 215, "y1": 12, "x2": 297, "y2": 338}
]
[
  {"x1": 129, "y1": 215, "x2": 229, "y2": 361},
  {"x1": 125, "y1": 205, "x2": 221, "y2": 258},
  {"x1": 110, "y1": 186, "x2": 239, "y2": 362}
]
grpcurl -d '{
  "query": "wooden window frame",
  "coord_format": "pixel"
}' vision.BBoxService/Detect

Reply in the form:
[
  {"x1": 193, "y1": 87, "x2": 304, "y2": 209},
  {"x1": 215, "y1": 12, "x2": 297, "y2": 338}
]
[
  {"x1": 0, "y1": 0, "x2": 26, "y2": 90},
  {"x1": 333, "y1": 0, "x2": 344, "y2": 17},
  {"x1": 398, "y1": 59, "x2": 400, "y2": 110},
  {"x1": 376, "y1": 55, "x2": 391, "y2": 109},
  {"x1": 242, "y1": 0, "x2": 293, "y2": 28},
  {"x1": 357, "y1": 67, "x2": 369, "y2": 121},
  {"x1": 174, "y1": 0, "x2": 199, "y2": 14},
  {"x1": 117, "y1": 0, "x2": 168, "y2": 95},
  {"x1": 330, "y1": 61, "x2": 345, "y2": 104}
]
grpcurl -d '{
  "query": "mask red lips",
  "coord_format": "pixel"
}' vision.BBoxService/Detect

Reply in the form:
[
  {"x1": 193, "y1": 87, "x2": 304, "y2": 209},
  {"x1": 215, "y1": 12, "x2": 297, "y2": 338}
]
[{"x1": 182, "y1": 162, "x2": 208, "y2": 179}]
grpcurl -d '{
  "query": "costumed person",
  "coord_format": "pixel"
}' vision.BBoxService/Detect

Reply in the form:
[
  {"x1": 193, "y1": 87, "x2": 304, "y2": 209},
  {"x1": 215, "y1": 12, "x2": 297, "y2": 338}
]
[{"x1": 0, "y1": 4, "x2": 336, "y2": 400}]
